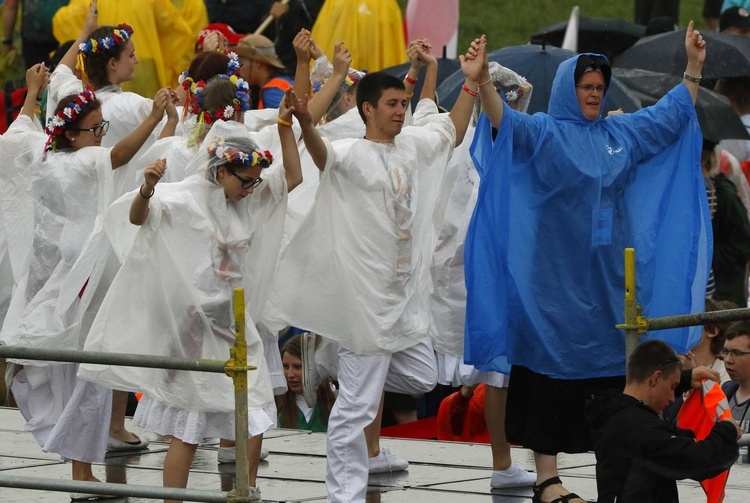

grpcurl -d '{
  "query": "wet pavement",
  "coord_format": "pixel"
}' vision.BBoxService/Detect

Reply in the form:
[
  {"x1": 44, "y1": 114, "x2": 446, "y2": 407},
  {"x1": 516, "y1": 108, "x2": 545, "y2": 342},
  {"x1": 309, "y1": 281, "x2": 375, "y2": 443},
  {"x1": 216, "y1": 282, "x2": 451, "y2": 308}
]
[{"x1": 1, "y1": 406, "x2": 749, "y2": 502}]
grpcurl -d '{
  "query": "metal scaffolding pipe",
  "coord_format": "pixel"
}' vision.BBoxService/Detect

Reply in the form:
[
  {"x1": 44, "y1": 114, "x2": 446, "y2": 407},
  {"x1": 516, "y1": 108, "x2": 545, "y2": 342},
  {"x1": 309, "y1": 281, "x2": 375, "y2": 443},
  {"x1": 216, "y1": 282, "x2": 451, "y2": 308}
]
[
  {"x1": 0, "y1": 346, "x2": 228, "y2": 374},
  {"x1": 647, "y1": 308, "x2": 750, "y2": 332},
  {"x1": 0, "y1": 474, "x2": 228, "y2": 502}
]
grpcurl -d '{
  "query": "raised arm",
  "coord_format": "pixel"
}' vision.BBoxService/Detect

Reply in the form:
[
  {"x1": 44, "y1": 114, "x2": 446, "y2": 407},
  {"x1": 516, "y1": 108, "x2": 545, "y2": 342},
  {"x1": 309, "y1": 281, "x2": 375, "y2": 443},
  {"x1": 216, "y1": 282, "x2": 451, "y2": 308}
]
[
  {"x1": 110, "y1": 88, "x2": 168, "y2": 169},
  {"x1": 292, "y1": 29, "x2": 313, "y2": 99},
  {"x1": 58, "y1": 0, "x2": 98, "y2": 73},
  {"x1": 471, "y1": 37, "x2": 503, "y2": 129},
  {"x1": 20, "y1": 64, "x2": 50, "y2": 120},
  {"x1": 307, "y1": 41, "x2": 352, "y2": 125},
  {"x1": 450, "y1": 36, "x2": 487, "y2": 146},
  {"x1": 293, "y1": 87, "x2": 328, "y2": 172},
  {"x1": 683, "y1": 20, "x2": 706, "y2": 106},
  {"x1": 2, "y1": 0, "x2": 18, "y2": 54},
  {"x1": 278, "y1": 88, "x2": 303, "y2": 191},
  {"x1": 406, "y1": 39, "x2": 438, "y2": 102},
  {"x1": 130, "y1": 158, "x2": 165, "y2": 225}
]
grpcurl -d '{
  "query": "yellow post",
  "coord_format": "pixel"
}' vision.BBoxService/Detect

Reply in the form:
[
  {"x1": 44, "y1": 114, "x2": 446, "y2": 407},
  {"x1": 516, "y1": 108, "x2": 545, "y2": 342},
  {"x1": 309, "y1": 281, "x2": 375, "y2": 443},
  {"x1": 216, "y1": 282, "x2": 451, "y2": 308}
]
[
  {"x1": 226, "y1": 288, "x2": 254, "y2": 503},
  {"x1": 616, "y1": 248, "x2": 648, "y2": 366}
]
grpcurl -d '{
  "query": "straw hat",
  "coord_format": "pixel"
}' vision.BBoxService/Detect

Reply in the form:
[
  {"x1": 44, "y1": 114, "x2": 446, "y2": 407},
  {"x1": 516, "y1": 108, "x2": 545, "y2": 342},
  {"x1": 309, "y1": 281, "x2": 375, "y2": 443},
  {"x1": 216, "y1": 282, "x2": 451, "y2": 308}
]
[{"x1": 235, "y1": 34, "x2": 285, "y2": 69}]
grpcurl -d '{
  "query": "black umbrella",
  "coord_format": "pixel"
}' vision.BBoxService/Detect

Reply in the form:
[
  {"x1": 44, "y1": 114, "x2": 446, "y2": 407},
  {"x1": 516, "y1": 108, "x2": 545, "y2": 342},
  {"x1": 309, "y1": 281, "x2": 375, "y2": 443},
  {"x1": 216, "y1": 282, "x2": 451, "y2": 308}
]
[
  {"x1": 381, "y1": 55, "x2": 462, "y2": 108},
  {"x1": 615, "y1": 29, "x2": 750, "y2": 79},
  {"x1": 612, "y1": 67, "x2": 750, "y2": 144},
  {"x1": 435, "y1": 44, "x2": 640, "y2": 115},
  {"x1": 530, "y1": 16, "x2": 646, "y2": 61}
]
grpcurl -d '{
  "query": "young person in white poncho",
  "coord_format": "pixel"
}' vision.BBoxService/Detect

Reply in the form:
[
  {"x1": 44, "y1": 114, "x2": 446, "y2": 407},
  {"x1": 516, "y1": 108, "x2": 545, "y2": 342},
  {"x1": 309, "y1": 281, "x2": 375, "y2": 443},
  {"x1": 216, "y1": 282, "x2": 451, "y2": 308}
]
[
  {"x1": 0, "y1": 63, "x2": 171, "y2": 494},
  {"x1": 79, "y1": 98, "x2": 303, "y2": 500},
  {"x1": 428, "y1": 62, "x2": 536, "y2": 490},
  {"x1": 266, "y1": 37, "x2": 485, "y2": 501}
]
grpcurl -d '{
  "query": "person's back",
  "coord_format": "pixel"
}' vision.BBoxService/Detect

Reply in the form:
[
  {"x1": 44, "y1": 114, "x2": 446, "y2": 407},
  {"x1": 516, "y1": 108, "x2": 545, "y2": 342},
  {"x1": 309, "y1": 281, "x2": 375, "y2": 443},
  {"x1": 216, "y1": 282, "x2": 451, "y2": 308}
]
[{"x1": 586, "y1": 340, "x2": 740, "y2": 503}]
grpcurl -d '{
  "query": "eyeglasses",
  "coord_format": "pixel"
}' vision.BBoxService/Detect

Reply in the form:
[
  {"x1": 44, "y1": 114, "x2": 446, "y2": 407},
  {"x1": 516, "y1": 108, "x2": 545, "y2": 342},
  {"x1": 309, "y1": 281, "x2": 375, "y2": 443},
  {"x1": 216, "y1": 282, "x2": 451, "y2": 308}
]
[
  {"x1": 576, "y1": 84, "x2": 607, "y2": 94},
  {"x1": 229, "y1": 170, "x2": 263, "y2": 190},
  {"x1": 649, "y1": 357, "x2": 680, "y2": 376},
  {"x1": 719, "y1": 347, "x2": 750, "y2": 360},
  {"x1": 74, "y1": 120, "x2": 110, "y2": 137}
]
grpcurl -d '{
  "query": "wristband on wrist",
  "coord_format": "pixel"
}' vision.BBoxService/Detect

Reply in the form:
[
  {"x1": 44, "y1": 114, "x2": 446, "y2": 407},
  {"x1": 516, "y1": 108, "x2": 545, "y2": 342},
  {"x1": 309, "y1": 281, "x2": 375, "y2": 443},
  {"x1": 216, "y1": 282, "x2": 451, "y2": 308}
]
[
  {"x1": 404, "y1": 75, "x2": 417, "y2": 85},
  {"x1": 478, "y1": 77, "x2": 493, "y2": 87},
  {"x1": 277, "y1": 117, "x2": 293, "y2": 127},
  {"x1": 683, "y1": 72, "x2": 701, "y2": 83},
  {"x1": 405, "y1": 93, "x2": 414, "y2": 100},
  {"x1": 140, "y1": 184, "x2": 155, "y2": 198},
  {"x1": 461, "y1": 84, "x2": 478, "y2": 97}
]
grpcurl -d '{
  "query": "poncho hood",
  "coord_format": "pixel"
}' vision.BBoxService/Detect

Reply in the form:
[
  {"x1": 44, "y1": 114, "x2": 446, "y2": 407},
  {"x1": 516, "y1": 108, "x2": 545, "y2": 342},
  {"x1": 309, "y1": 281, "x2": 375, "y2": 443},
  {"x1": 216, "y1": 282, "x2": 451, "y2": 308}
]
[{"x1": 549, "y1": 53, "x2": 611, "y2": 124}]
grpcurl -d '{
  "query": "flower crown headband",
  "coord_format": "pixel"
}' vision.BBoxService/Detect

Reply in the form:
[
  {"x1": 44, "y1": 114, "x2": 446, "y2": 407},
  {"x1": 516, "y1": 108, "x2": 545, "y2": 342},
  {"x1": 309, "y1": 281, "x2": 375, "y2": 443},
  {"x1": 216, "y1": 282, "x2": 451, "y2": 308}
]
[
  {"x1": 312, "y1": 69, "x2": 366, "y2": 94},
  {"x1": 76, "y1": 24, "x2": 134, "y2": 88},
  {"x1": 43, "y1": 89, "x2": 97, "y2": 159},
  {"x1": 185, "y1": 74, "x2": 250, "y2": 125},
  {"x1": 207, "y1": 137, "x2": 273, "y2": 169},
  {"x1": 178, "y1": 51, "x2": 242, "y2": 114}
]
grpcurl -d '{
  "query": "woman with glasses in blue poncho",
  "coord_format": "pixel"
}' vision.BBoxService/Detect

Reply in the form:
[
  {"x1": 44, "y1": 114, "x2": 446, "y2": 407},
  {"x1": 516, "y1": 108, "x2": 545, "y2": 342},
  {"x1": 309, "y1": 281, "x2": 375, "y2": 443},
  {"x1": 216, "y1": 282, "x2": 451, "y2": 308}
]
[{"x1": 464, "y1": 25, "x2": 709, "y2": 503}]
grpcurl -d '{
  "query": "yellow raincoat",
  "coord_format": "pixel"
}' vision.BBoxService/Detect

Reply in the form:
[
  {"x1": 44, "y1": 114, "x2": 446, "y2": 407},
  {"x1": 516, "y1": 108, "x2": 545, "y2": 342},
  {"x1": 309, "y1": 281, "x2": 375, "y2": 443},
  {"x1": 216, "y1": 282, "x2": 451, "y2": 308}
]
[
  {"x1": 52, "y1": 0, "x2": 206, "y2": 97},
  {"x1": 311, "y1": 0, "x2": 406, "y2": 72}
]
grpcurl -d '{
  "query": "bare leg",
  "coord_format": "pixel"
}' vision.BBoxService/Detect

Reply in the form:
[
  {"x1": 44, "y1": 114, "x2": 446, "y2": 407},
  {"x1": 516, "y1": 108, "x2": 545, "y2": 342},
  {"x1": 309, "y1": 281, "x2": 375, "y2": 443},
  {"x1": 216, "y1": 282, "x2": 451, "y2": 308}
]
[
  {"x1": 71, "y1": 460, "x2": 99, "y2": 482},
  {"x1": 247, "y1": 434, "x2": 263, "y2": 487},
  {"x1": 534, "y1": 452, "x2": 584, "y2": 503},
  {"x1": 485, "y1": 385, "x2": 511, "y2": 471},
  {"x1": 164, "y1": 437, "x2": 198, "y2": 503},
  {"x1": 109, "y1": 390, "x2": 140, "y2": 442},
  {"x1": 219, "y1": 438, "x2": 235, "y2": 449},
  {"x1": 365, "y1": 392, "x2": 385, "y2": 458}
]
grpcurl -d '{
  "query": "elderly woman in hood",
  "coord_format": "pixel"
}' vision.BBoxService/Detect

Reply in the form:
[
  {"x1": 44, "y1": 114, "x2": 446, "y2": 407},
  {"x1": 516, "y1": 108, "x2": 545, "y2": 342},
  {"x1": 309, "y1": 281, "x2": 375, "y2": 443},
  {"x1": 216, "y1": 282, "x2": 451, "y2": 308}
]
[{"x1": 463, "y1": 25, "x2": 708, "y2": 503}]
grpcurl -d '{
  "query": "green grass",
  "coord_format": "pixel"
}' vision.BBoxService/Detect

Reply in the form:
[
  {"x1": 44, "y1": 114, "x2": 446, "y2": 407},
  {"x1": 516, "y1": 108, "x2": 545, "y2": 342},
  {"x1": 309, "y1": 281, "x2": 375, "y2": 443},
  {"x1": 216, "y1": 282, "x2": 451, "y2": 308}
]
[{"x1": 398, "y1": 0, "x2": 705, "y2": 54}]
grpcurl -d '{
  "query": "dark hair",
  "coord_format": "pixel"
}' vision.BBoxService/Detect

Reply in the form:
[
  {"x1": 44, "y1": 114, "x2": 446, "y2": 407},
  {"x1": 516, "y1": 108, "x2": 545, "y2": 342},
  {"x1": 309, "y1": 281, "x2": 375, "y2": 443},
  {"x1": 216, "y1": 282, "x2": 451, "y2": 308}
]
[
  {"x1": 626, "y1": 339, "x2": 681, "y2": 384},
  {"x1": 202, "y1": 76, "x2": 239, "y2": 113},
  {"x1": 187, "y1": 51, "x2": 231, "y2": 82},
  {"x1": 276, "y1": 334, "x2": 336, "y2": 429},
  {"x1": 355, "y1": 72, "x2": 405, "y2": 124},
  {"x1": 715, "y1": 77, "x2": 750, "y2": 114},
  {"x1": 705, "y1": 298, "x2": 739, "y2": 356},
  {"x1": 725, "y1": 320, "x2": 750, "y2": 342},
  {"x1": 82, "y1": 26, "x2": 132, "y2": 89},
  {"x1": 52, "y1": 93, "x2": 102, "y2": 150}
]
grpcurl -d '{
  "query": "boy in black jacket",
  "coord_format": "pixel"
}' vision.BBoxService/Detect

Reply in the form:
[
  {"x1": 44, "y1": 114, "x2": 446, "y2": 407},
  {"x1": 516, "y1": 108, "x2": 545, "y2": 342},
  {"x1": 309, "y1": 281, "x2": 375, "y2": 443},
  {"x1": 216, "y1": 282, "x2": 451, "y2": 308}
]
[{"x1": 585, "y1": 339, "x2": 741, "y2": 503}]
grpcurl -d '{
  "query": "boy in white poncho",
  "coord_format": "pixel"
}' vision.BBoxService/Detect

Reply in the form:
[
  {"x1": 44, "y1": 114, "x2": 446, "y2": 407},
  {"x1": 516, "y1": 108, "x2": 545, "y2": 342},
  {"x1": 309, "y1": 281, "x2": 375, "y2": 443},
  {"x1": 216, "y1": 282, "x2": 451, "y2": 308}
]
[{"x1": 267, "y1": 38, "x2": 485, "y2": 501}]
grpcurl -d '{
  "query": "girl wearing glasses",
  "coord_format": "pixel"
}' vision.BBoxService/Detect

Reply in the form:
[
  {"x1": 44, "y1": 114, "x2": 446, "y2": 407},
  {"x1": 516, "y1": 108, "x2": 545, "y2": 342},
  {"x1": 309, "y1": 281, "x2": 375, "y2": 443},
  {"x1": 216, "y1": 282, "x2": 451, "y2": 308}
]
[
  {"x1": 0, "y1": 62, "x2": 169, "y2": 494},
  {"x1": 79, "y1": 95, "x2": 303, "y2": 500}
]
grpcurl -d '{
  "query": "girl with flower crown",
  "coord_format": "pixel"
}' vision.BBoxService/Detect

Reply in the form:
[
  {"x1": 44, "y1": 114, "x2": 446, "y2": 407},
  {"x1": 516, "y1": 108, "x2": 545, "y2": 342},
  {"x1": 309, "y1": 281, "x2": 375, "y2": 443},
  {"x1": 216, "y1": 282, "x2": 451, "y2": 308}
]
[
  {"x1": 47, "y1": 1, "x2": 179, "y2": 197},
  {"x1": 78, "y1": 91, "x2": 304, "y2": 502},
  {"x1": 0, "y1": 62, "x2": 170, "y2": 493}
]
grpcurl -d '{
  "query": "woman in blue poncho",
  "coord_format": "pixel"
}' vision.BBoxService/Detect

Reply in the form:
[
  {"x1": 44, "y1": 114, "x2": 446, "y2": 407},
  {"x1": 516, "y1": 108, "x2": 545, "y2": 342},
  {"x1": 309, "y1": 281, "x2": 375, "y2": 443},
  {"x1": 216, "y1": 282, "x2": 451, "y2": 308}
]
[{"x1": 464, "y1": 26, "x2": 708, "y2": 502}]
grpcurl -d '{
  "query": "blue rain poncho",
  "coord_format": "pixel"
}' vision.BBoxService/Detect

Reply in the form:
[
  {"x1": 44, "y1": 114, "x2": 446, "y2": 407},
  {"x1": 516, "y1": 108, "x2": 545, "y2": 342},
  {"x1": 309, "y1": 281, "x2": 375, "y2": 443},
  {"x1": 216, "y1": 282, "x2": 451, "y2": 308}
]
[{"x1": 464, "y1": 54, "x2": 711, "y2": 379}]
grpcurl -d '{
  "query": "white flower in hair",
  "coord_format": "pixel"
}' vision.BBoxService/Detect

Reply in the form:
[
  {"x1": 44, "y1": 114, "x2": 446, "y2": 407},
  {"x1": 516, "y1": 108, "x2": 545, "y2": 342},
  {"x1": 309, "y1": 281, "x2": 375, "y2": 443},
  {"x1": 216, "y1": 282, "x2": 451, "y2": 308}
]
[
  {"x1": 238, "y1": 152, "x2": 249, "y2": 163},
  {"x1": 101, "y1": 37, "x2": 112, "y2": 49},
  {"x1": 63, "y1": 107, "x2": 74, "y2": 119},
  {"x1": 78, "y1": 42, "x2": 87, "y2": 51},
  {"x1": 505, "y1": 90, "x2": 519, "y2": 102},
  {"x1": 51, "y1": 116, "x2": 66, "y2": 127},
  {"x1": 223, "y1": 105, "x2": 234, "y2": 120}
]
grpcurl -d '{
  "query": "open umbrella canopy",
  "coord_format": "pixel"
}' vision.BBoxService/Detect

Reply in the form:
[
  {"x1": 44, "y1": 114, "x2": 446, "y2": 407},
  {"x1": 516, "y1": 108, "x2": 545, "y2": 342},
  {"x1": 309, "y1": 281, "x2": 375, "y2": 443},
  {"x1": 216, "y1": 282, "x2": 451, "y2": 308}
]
[
  {"x1": 530, "y1": 16, "x2": 646, "y2": 61},
  {"x1": 612, "y1": 67, "x2": 750, "y2": 144},
  {"x1": 435, "y1": 44, "x2": 640, "y2": 115},
  {"x1": 381, "y1": 56, "x2": 462, "y2": 108},
  {"x1": 615, "y1": 29, "x2": 750, "y2": 79}
]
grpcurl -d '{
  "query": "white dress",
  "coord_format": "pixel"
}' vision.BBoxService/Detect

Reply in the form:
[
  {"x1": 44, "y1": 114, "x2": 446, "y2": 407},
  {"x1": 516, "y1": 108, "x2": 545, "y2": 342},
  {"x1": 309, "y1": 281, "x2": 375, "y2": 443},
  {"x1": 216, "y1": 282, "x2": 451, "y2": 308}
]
[{"x1": 79, "y1": 165, "x2": 285, "y2": 442}]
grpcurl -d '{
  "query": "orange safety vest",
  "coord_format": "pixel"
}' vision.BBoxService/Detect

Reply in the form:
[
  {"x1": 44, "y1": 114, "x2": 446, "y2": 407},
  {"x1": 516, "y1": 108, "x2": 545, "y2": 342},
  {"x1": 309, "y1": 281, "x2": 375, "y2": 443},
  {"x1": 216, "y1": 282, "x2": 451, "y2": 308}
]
[
  {"x1": 676, "y1": 379, "x2": 733, "y2": 503},
  {"x1": 258, "y1": 77, "x2": 293, "y2": 110}
]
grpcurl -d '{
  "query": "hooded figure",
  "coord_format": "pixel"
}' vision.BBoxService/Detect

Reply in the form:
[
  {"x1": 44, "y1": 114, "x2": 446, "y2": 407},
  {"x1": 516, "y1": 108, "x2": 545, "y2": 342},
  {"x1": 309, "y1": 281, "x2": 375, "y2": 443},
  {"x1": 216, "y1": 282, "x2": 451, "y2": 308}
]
[{"x1": 464, "y1": 53, "x2": 709, "y2": 380}]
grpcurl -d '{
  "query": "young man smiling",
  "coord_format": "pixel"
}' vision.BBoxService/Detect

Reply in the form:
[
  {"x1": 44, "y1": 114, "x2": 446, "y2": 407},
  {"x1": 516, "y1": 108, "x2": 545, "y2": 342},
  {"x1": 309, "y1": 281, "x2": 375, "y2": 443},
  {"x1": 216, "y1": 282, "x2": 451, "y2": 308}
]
[{"x1": 722, "y1": 320, "x2": 750, "y2": 435}]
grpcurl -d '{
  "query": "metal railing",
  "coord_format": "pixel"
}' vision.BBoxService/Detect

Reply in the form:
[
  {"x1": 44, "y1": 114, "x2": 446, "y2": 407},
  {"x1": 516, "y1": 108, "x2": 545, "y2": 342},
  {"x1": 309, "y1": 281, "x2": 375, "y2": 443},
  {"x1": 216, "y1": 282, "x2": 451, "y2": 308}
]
[{"x1": 0, "y1": 288, "x2": 256, "y2": 503}]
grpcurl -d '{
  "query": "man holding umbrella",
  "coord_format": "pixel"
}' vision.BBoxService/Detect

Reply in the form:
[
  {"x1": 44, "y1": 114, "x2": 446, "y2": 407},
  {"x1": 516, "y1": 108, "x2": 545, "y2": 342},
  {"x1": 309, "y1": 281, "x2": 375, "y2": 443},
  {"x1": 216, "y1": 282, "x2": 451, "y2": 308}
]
[{"x1": 464, "y1": 23, "x2": 709, "y2": 503}]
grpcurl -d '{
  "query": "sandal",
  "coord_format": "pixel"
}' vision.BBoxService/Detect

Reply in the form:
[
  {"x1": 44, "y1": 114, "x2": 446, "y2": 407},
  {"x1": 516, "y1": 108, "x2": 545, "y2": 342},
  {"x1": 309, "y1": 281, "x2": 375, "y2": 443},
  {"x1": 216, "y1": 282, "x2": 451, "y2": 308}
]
[{"x1": 532, "y1": 476, "x2": 584, "y2": 503}]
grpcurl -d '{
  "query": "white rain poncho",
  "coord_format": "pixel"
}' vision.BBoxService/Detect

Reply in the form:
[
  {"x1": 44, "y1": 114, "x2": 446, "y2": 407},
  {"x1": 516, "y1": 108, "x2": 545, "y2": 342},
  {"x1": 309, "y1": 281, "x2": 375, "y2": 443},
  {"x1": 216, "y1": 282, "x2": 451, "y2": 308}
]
[
  {"x1": 79, "y1": 121, "x2": 283, "y2": 420},
  {"x1": 266, "y1": 110, "x2": 456, "y2": 355},
  {"x1": 0, "y1": 115, "x2": 116, "y2": 358}
]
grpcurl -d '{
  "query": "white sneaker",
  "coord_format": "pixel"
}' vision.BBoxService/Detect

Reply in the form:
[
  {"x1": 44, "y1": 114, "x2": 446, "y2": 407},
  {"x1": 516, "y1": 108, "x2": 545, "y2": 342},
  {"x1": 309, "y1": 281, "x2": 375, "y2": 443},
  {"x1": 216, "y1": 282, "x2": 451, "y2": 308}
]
[
  {"x1": 248, "y1": 486, "x2": 262, "y2": 502},
  {"x1": 300, "y1": 332, "x2": 321, "y2": 407},
  {"x1": 490, "y1": 463, "x2": 536, "y2": 488},
  {"x1": 217, "y1": 446, "x2": 270, "y2": 464},
  {"x1": 368, "y1": 448, "x2": 409, "y2": 474}
]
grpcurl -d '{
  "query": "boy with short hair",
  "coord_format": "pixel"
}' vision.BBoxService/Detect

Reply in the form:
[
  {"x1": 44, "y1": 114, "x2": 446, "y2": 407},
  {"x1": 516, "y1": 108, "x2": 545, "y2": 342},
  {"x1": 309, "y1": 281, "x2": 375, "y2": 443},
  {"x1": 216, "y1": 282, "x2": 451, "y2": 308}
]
[{"x1": 722, "y1": 320, "x2": 750, "y2": 434}]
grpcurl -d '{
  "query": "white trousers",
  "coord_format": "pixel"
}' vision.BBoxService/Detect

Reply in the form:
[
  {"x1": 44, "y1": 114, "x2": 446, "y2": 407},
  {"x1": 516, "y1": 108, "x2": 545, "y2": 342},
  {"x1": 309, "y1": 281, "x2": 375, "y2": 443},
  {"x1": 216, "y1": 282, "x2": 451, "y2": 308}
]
[{"x1": 326, "y1": 339, "x2": 437, "y2": 502}]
